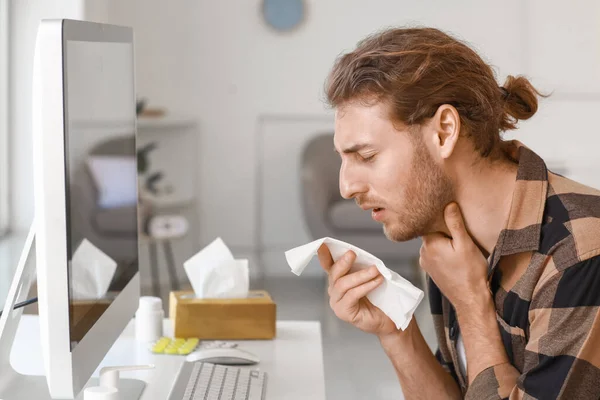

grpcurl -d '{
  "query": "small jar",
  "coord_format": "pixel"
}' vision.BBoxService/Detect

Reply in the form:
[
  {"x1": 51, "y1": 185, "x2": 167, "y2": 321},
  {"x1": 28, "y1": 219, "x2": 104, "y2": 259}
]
[{"x1": 135, "y1": 296, "x2": 164, "y2": 342}]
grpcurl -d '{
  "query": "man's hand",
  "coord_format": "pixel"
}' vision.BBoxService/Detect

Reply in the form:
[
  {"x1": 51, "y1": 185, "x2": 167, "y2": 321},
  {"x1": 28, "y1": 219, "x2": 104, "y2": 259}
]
[
  {"x1": 420, "y1": 202, "x2": 510, "y2": 384},
  {"x1": 419, "y1": 202, "x2": 490, "y2": 311},
  {"x1": 317, "y1": 244, "x2": 397, "y2": 336},
  {"x1": 319, "y1": 243, "x2": 463, "y2": 399}
]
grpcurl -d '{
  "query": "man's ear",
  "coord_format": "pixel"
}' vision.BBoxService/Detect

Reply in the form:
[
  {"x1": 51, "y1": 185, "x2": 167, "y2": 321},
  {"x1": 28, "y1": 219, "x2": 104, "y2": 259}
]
[{"x1": 431, "y1": 104, "x2": 460, "y2": 160}]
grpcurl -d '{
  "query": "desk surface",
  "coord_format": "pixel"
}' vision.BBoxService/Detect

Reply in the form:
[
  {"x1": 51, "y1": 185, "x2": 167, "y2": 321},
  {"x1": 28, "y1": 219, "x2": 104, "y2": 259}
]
[{"x1": 11, "y1": 315, "x2": 326, "y2": 400}]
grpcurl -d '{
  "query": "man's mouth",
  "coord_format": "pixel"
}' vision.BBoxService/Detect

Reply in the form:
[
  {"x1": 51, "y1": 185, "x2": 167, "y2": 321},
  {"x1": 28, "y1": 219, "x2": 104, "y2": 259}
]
[{"x1": 372, "y1": 208, "x2": 385, "y2": 221}]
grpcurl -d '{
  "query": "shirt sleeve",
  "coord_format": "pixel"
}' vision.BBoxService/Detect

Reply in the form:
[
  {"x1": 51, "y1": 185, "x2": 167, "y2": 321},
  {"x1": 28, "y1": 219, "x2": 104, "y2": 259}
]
[{"x1": 465, "y1": 254, "x2": 600, "y2": 400}]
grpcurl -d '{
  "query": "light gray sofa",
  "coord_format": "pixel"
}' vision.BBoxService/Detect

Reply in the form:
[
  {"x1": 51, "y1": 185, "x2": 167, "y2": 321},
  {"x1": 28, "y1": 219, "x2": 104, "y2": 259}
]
[{"x1": 300, "y1": 133, "x2": 422, "y2": 283}]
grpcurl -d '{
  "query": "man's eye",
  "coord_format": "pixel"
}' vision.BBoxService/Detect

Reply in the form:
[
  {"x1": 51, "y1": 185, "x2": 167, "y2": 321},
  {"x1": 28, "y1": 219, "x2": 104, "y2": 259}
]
[{"x1": 361, "y1": 154, "x2": 376, "y2": 162}]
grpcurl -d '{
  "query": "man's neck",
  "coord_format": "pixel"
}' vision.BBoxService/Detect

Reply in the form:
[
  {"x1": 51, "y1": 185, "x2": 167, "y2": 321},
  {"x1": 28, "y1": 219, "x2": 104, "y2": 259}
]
[{"x1": 452, "y1": 157, "x2": 518, "y2": 257}]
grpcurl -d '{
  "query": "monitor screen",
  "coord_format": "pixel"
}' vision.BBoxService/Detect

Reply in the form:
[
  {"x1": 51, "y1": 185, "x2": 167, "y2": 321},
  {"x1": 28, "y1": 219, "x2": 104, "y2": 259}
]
[{"x1": 64, "y1": 39, "x2": 138, "y2": 349}]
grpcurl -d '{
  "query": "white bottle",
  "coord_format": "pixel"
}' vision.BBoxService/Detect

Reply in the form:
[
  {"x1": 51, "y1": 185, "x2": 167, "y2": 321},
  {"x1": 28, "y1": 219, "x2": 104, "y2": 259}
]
[{"x1": 135, "y1": 296, "x2": 164, "y2": 342}]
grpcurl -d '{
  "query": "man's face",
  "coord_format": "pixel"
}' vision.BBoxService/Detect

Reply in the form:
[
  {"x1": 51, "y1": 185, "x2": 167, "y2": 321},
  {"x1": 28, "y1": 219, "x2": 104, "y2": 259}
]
[{"x1": 334, "y1": 101, "x2": 455, "y2": 241}]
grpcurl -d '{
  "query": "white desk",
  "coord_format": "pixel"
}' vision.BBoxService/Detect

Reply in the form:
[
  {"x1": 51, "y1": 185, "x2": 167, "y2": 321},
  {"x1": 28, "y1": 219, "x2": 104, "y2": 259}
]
[{"x1": 10, "y1": 315, "x2": 326, "y2": 400}]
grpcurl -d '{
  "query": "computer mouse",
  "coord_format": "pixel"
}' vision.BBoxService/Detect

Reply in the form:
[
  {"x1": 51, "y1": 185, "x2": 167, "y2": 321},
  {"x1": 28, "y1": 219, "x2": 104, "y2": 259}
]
[{"x1": 185, "y1": 347, "x2": 260, "y2": 365}]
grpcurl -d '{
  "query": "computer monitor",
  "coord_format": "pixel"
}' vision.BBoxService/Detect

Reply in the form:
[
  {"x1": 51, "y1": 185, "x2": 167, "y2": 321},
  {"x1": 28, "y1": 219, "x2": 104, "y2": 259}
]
[{"x1": 32, "y1": 19, "x2": 141, "y2": 398}]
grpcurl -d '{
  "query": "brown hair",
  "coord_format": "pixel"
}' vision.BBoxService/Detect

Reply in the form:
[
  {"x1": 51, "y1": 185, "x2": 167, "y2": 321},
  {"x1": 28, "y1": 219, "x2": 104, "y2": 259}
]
[{"x1": 325, "y1": 27, "x2": 546, "y2": 157}]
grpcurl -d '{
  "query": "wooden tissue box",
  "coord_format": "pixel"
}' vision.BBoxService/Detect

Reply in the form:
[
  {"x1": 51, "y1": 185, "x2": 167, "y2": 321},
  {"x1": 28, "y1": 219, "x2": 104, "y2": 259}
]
[{"x1": 169, "y1": 290, "x2": 276, "y2": 340}]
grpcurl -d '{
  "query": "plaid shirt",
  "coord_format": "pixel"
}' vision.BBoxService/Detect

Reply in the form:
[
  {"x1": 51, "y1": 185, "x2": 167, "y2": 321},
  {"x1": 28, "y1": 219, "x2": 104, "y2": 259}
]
[{"x1": 429, "y1": 140, "x2": 600, "y2": 399}]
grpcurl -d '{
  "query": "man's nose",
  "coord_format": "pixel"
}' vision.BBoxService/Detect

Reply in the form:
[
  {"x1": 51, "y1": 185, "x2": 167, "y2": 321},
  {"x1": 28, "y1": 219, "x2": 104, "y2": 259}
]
[{"x1": 339, "y1": 165, "x2": 366, "y2": 200}]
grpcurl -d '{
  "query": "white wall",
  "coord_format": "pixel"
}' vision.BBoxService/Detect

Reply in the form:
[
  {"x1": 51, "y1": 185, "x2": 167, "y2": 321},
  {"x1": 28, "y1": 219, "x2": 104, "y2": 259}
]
[
  {"x1": 12, "y1": 1, "x2": 600, "y2": 276},
  {"x1": 9, "y1": 0, "x2": 85, "y2": 231},
  {"x1": 504, "y1": 0, "x2": 600, "y2": 183}
]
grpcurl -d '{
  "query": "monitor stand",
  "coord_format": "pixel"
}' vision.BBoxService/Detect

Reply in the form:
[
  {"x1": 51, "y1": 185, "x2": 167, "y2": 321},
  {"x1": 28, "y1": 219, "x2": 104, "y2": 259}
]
[
  {"x1": 0, "y1": 224, "x2": 145, "y2": 400},
  {"x1": 0, "y1": 375, "x2": 145, "y2": 400}
]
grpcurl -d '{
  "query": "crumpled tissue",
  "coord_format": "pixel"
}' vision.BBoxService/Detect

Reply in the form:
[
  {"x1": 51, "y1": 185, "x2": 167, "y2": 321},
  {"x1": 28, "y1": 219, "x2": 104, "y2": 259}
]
[{"x1": 285, "y1": 237, "x2": 423, "y2": 330}]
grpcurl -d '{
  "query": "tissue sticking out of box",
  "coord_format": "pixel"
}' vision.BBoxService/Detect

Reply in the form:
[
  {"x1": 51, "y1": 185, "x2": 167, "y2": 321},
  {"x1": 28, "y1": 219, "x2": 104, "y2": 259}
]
[
  {"x1": 284, "y1": 237, "x2": 424, "y2": 331},
  {"x1": 71, "y1": 238, "x2": 117, "y2": 300},
  {"x1": 183, "y1": 237, "x2": 249, "y2": 299}
]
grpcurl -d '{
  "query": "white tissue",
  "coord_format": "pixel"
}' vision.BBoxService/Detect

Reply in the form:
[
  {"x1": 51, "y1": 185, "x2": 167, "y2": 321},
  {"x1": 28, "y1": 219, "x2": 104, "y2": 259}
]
[
  {"x1": 71, "y1": 238, "x2": 117, "y2": 300},
  {"x1": 285, "y1": 237, "x2": 424, "y2": 330},
  {"x1": 183, "y1": 237, "x2": 249, "y2": 298}
]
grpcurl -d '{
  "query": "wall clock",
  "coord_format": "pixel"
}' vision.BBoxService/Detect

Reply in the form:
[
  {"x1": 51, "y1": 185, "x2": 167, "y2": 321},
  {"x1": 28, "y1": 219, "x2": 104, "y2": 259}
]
[{"x1": 262, "y1": 0, "x2": 306, "y2": 32}]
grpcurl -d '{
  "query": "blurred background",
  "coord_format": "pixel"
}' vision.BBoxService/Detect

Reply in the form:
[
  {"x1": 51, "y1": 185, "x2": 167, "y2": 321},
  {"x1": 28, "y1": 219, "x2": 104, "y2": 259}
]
[{"x1": 1, "y1": 1, "x2": 599, "y2": 398}]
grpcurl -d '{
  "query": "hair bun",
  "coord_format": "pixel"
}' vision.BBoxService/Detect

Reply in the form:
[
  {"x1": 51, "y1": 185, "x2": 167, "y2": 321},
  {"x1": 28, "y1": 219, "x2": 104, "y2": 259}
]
[{"x1": 499, "y1": 75, "x2": 547, "y2": 131}]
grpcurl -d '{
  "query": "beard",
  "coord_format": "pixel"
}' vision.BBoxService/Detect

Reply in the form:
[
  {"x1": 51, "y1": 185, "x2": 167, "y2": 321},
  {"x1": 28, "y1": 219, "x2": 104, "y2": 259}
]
[{"x1": 383, "y1": 135, "x2": 455, "y2": 242}]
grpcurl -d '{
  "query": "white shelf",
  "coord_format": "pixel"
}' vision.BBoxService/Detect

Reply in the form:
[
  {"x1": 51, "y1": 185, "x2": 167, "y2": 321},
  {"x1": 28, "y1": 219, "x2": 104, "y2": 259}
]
[
  {"x1": 140, "y1": 194, "x2": 195, "y2": 209},
  {"x1": 69, "y1": 117, "x2": 197, "y2": 133},
  {"x1": 136, "y1": 116, "x2": 196, "y2": 130}
]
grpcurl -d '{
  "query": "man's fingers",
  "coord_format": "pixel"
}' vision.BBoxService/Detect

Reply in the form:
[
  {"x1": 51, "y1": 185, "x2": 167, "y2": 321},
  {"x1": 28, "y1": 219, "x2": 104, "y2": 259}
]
[
  {"x1": 317, "y1": 244, "x2": 334, "y2": 272},
  {"x1": 330, "y1": 265, "x2": 380, "y2": 303},
  {"x1": 444, "y1": 202, "x2": 468, "y2": 245},
  {"x1": 329, "y1": 250, "x2": 356, "y2": 284},
  {"x1": 339, "y1": 275, "x2": 385, "y2": 309}
]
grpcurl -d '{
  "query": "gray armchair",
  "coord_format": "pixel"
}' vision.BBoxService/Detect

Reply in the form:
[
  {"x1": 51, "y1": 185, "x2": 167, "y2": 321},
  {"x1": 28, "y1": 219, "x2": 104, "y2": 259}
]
[{"x1": 300, "y1": 133, "x2": 422, "y2": 283}]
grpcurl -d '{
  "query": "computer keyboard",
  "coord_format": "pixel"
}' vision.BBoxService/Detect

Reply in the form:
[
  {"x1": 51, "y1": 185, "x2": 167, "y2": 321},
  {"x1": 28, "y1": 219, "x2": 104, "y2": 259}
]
[{"x1": 168, "y1": 361, "x2": 267, "y2": 400}]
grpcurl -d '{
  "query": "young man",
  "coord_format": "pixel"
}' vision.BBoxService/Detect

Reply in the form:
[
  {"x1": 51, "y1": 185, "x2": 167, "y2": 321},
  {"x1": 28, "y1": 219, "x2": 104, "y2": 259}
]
[{"x1": 318, "y1": 27, "x2": 600, "y2": 399}]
